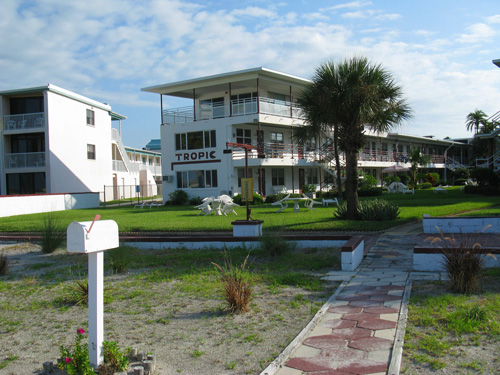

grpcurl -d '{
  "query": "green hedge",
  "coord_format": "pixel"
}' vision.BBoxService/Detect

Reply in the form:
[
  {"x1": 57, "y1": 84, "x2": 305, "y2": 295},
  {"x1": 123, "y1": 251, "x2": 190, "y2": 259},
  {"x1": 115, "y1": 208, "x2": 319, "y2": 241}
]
[{"x1": 464, "y1": 185, "x2": 500, "y2": 196}]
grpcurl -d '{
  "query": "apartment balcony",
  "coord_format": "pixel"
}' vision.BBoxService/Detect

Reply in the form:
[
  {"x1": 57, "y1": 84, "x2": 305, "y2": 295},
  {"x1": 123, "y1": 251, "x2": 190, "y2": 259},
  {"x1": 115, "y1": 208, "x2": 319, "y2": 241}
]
[
  {"x1": 113, "y1": 160, "x2": 162, "y2": 175},
  {"x1": 162, "y1": 97, "x2": 304, "y2": 125},
  {"x1": 359, "y1": 150, "x2": 445, "y2": 164},
  {"x1": 5, "y1": 152, "x2": 45, "y2": 169},
  {"x1": 1, "y1": 113, "x2": 45, "y2": 132}
]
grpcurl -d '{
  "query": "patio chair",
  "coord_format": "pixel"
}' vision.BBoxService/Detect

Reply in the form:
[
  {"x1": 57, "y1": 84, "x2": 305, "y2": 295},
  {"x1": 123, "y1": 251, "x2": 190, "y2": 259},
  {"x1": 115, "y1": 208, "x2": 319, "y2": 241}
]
[
  {"x1": 387, "y1": 182, "x2": 398, "y2": 193},
  {"x1": 304, "y1": 198, "x2": 321, "y2": 211},
  {"x1": 218, "y1": 194, "x2": 233, "y2": 204},
  {"x1": 134, "y1": 203, "x2": 147, "y2": 209},
  {"x1": 221, "y1": 203, "x2": 238, "y2": 216},
  {"x1": 271, "y1": 193, "x2": 290, "y2": 213},
  {"x1": 195, "y1": 203, "x2": 213, "y2": 216},
  {"x1": 148, "y1": 202, "x2": 162, "y2": 208}
]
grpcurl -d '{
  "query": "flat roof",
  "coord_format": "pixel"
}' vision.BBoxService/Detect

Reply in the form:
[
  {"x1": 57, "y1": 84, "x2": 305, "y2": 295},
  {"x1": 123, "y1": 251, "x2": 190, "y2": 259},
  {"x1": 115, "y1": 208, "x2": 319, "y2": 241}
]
[
  {"x1": 0, "y1": 84, "x2": 125, "y2": 119},
  {"x1": 141, "y1": 67, "x2": 311, "y2": 98}
]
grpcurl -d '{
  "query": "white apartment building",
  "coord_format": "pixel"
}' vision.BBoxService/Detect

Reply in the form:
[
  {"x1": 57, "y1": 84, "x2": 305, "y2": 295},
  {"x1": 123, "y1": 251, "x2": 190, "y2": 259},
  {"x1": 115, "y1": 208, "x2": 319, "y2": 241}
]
[
  {"x1": 142, "y1": 68, "x2": 471, "y2": 201},
  {"x1": 0, "y1": 84, "x2": 160, "y2": 200}
]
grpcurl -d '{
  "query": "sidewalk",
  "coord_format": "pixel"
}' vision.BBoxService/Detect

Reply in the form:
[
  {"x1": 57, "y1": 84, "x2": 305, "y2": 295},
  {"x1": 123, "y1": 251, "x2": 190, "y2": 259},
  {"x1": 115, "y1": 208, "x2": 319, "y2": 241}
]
[{"x1": 264, "y1": 223, "x2": 446, "y2": 375}]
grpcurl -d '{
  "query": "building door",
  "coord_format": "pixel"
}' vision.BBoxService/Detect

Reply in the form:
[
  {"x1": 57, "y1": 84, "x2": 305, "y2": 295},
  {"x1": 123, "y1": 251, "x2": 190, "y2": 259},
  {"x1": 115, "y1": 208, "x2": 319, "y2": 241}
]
[{"x1": 299, "y1": 168, "x2": 305, "y2": 193}]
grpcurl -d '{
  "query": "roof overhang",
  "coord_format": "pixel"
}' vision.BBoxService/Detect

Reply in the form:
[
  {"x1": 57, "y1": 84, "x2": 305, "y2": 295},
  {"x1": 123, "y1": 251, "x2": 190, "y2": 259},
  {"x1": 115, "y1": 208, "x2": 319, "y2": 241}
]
[
  {"x1": 493, "y1": 59, "x2": 500, "y2": 68},
  {"x1": 110, "y1": 111, "x2": 127, "y2": 120},
  {"x1": 141, "y1": 67, "x2": 311, "y2": 98},
  {"x1": 386, "y1": 132, "x2": 468, "y2": 146}
]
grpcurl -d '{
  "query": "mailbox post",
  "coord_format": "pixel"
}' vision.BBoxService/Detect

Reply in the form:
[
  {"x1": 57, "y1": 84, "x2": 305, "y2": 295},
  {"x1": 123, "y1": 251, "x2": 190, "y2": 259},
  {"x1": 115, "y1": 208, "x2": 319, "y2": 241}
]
[{"x1": 67, "y1": 219, "x2": 119, "y2": 369}]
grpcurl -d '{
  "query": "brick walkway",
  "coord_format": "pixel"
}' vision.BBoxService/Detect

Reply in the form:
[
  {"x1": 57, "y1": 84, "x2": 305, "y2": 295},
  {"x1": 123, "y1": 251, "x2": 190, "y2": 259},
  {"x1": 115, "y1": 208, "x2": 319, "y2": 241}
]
[{"x1": 271, "y1": 231, "x2": 446, "y2": 375}]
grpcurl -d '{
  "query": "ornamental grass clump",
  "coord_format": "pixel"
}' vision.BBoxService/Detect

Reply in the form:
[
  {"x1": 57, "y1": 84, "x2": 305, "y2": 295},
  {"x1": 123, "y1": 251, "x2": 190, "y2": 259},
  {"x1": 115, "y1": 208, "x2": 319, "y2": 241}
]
[
  {"x1": 66, "y1": 280, "x2": 89, "y2": 306},
  {"x1": 334, "y1": 199, "x2": 400, "y2": 221},
  {"x1": 259, "y1": 228, "x2": 296, "y2": 257},
  {"x1": 212, "y1": 253, "x2": 252, "y2": 314},
  {"x1": 40, "y1": 212, "x2": 65, "y2": 254},
  {"x1": 426, "y1": 227, "x2": 496, "y2": 294},
  {"x1": 0, "y1": 252, "x2": 10, "y2": 276},
  {"x1": 106, "y1": 247, "x2": 132, "y2": 274}
]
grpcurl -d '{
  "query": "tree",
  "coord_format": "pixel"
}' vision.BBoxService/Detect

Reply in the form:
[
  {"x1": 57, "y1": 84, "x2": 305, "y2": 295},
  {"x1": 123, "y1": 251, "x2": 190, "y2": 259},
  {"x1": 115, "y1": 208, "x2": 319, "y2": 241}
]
[
  {"x1": 295, "y1": 78, "x2": 343, "y2": 199},
  {"x1": 298, "y1": 57, "x2": 412, "y2": 219},
  {"x1": 408, "y1": 147, "x2": 431, "y2": 187},
  {"x1": 465, "y1": 109, "x2": 488, "y2": 135}
]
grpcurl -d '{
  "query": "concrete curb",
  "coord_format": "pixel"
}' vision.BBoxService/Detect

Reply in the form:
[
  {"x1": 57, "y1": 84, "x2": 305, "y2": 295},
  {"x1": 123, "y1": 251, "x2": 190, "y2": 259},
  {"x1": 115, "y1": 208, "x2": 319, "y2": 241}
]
[
  {"x1": 387, "y1": 279, "x2": 413, "y2": 375},
  {"x1": 259, "y1": 277, "x2": 353, "y2": 375}
]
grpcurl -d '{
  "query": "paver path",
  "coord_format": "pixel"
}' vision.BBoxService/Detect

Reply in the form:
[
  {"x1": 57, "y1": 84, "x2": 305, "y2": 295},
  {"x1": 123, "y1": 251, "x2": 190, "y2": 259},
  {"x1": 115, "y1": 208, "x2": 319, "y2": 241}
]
[{"x1": 272, "y1": 232, "x2": 444, "y2": 375}]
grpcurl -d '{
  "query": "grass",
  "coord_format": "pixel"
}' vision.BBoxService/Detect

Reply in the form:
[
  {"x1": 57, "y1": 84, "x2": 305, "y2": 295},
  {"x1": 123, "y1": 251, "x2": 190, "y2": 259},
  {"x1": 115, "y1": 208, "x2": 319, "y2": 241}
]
[
  {"x1": 402, "y1": 271, "x2": 500, "y2": 374},
  {"x1": 0, "y1": 188, "x2": 498, "y2": 233},
  {"x1": 0, "y1": 244, "x2": 340, "y2": 374}
]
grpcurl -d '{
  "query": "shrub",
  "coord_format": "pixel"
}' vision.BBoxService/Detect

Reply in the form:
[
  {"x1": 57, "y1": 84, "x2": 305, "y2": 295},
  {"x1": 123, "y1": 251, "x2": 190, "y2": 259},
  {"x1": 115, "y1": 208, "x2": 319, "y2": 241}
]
[
  {"x1": 358, "y1": 173, "x2": 377, "y2": 190},
  {"x1": 358, "y1": 188, "x2": 383, "y2": 196},
  {"x1": 454, "y1": 178, "x2": 468, "y2": 186},
  {"x1": 0, "y1": 252, "x2": 10, "y2": 276},
  {"x1": 40, "y1": 213, "x2": 65, "y2": 254},
  {"x1": 301, "y1": 184, "x2": 316, "y2": 193},
  {"x1": 464, "y1": 185, "x2": 500, "y2": 196},
  {"x1": 334, "y1": 199, "x2": 400, "y2": 221},
  {"x1": 471, "y1": 167, "x2": 498, "y2": 186},
  {"x1": 399, "y1": 174, "x2": 410, "y2": 185},
  {"x1": 97, "y1": 341, "x2": 129, "y2": 375},
  {"x1": 232, "y1": 192, "x2": 264, "y2": 205},
  {"x1": 106, "y1": 247, "x2": 132, "y2": 273},
  {"x1": 425, "y1": 173, "x2": 440, "y2": 186},
  {"x1": 212, "y1": 253, "x2": 252, "y2": 314},
  {"x1": 440, "y1": 180, "x2": 448, "y2": 186},
  {"x1": 418, "y1": 182, "x2": 432, "y2": 189},
  {"x1": 264, "y1": 193, "x2": 287, "y2": 204},
  {"x1": 259, "y1": 229, "x2": 296, "y2": 257},
  {"x1": 189, "y1": 196, "x2": 203, "y2": 206},
  {"x1": 453, "y1": 167, "x2": 470, "y2": 180},
  {"x1": 316, "y1": 190, "x2": 338, "y2": 199},
  {"x1": 168, "y1": 189, "x2": 189, "y2": 205},
  {"x1": 383, "y1": 175, "x2": 400, "y2": 186}
]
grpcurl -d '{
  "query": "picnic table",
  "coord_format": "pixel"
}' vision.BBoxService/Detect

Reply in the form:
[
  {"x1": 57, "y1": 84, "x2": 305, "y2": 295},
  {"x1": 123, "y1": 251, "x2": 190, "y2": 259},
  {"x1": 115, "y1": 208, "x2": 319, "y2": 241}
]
[{"x1": 271, "y1": 194, "x2": 322, "y2": 213}]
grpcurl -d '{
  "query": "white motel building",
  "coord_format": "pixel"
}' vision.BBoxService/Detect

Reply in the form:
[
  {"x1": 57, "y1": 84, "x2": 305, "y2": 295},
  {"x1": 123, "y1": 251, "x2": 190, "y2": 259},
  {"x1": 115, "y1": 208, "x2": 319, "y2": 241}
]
[
  {"x1": 142, "y1": 67, "x2": 471, "y2": 201},
  {"x1": 0, "y1": 84, "x2": 160, "y2": 200}
]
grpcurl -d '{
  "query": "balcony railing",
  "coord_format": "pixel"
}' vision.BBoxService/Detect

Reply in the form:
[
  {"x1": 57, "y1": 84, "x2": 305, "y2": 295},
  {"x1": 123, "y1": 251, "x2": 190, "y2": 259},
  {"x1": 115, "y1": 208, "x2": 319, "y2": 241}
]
[
  {"x1": 5, "y1": 152, "x2": 45, "y2": 169},
  {"x1": 2, "y1": 113, "x2": 45, "y2": 131},
  {"x1": 162, "y1": 97, "x2": 304, "y2": 124},
  {"x1": 230, "y1": 144, "x2": 449, "y2": 165}
]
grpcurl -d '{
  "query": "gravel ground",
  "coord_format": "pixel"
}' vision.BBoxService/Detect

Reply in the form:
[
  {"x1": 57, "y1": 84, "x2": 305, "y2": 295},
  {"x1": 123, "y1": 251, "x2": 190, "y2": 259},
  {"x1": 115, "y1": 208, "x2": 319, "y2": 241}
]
[{"x1": 0, "y1": 243, "x2": 338, "y2": 375}]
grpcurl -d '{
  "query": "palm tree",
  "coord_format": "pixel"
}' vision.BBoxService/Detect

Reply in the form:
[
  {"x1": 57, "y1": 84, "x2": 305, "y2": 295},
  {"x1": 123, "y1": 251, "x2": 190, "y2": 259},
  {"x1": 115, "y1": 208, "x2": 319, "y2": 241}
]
[
  {"x1": 408, "y1": 147, "x2": 431, "y2": 187},
  {"x1": 465, "y1": 109, "x2": 488, "y2": 134},
  {"x1": 298, "y1": 57, "x2": 412, "y2": 219},
  {"x1": 295, "y1": 79, "x2": 343, "y2": 199}
]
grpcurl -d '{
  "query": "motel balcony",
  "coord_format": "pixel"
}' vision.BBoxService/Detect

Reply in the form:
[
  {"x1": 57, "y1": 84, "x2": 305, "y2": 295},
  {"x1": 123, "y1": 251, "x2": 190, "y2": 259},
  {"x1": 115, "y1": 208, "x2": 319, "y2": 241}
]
[
  {"x1": 162, "y1": 97, "x2": 304, "y2": 125},
  {"x1": 1, "y1": 113, "x2": 45, "y2": 133},
  {"x1": 112, "y1": 160, "x2": 162, "y2": 175},
  {"x1": 229, "y1": 144, "x2": 451, "y2": 166},
  {"x1": 4, "y1": 152, "x2": 45, "y2": 169}
]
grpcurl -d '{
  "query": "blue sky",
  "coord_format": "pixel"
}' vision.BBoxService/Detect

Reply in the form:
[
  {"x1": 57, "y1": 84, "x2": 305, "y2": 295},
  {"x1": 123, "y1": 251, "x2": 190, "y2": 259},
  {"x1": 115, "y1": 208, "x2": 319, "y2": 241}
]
[{"x1": 2, "y1": 0, "x2": 500, "y2": 148}]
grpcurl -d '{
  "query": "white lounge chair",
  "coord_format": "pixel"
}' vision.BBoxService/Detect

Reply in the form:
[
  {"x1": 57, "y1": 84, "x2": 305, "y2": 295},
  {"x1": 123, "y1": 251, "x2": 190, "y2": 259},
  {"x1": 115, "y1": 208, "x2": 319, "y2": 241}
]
[
  {"x1": 221, "y1": 203, "x2": 238, "y2": 216},
  {"x1": 322, "y1": 198, "x2": 339, "y2": 206},
  {"x1": 271, "y1": 193, "x2": 290, "y2": 213},
  {"x1": 195, "y1": 203, "x2": 213, "y2": 216}
]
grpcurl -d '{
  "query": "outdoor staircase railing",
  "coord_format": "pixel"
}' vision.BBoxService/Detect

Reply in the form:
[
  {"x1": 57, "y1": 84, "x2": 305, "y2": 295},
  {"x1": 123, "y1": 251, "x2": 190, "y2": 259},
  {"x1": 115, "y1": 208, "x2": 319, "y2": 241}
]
[{"x1": 476, "y1": 150, "x2": 500, "y2": 172}]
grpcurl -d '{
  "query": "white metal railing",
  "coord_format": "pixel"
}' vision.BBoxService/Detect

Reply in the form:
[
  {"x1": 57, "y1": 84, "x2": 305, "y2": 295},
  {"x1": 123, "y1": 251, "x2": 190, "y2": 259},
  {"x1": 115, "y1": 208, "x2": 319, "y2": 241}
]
[
  {"x1": 162, "y1": 97, "x2": 304, "y2": 124},
  {"x1": 476, "y1": 150, "x2": 500, "y2": 171},
  {"x1": 5, "y1": 152, "x2": 45, "y2": 168},
  {"x1": 2, "y1": 113, "x2": 45, "y2": 131},
  {"x1": 112, "y1": 160, "x2": 128, "y2": 172}
]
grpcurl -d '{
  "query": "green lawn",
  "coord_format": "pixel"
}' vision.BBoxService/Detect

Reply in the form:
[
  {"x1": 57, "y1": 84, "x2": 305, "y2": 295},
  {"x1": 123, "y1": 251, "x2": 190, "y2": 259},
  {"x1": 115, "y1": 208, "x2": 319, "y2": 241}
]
[{"x1": 0, "y1": 188, "x2": 498, "y2": 233}]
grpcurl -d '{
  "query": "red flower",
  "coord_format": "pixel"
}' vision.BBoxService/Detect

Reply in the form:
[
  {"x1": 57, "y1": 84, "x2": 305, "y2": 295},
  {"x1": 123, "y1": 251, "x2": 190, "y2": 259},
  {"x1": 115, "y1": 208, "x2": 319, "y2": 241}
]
[
  {"x1": 77, "y1": 328, "x2": 85, "y2": 335},
  {"x1": 65, "y1": 357, "x2": 72, "y2": 363}
]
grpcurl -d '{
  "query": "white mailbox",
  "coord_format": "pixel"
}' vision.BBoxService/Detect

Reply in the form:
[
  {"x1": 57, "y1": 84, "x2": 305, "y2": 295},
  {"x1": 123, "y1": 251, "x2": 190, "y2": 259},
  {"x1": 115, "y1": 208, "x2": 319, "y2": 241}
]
[{"x1": 67, "y1": 220, "x2": 119, "y2": 253}]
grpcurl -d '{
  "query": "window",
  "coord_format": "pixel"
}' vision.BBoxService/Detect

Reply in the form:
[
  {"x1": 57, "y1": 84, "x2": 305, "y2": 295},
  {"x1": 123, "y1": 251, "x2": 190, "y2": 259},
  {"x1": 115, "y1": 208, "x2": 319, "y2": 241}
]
[
  {"x1": 381, "y1": 143, "x2": 388, "y2": 152},
  {"x1": 10, "y1": 96, "x2": 44, "y2": 115},
  {"x1": 87, "y1": 144, "x2": 96, "y2": 160},
  {"x1": 176, "y1": 130, "x2": 216, "y2": 151},
  {"x1": 200, "y1": 97, "x2": 225, "y2": 118},
  {"x1": 236, "y1": 129, "x2": 252, "y2": 145},
  {"x1": 306, "y1": 169, "x2": 318, "y2": 185},
  {"x1": 11, "y1": 133, "x2": 45, "y2": 153},
  {"x1": 6, "y1": 172, "x2": 45, "y2": 195},
  {"x1": 271, "y1": 168, "x2": 285, "y2": 186},
  {"x1": 86, "y1": 109, "x2": 95, "y2": 126},
  {"x1": 237, "y1": 168, "x2": 253, "y2": 187},
  {"x1": 270, "y1": 132, "x2": 284, "y2": 157},
  {"x1": 176, "y1": 170, "x2": 218, "y2": 189}
]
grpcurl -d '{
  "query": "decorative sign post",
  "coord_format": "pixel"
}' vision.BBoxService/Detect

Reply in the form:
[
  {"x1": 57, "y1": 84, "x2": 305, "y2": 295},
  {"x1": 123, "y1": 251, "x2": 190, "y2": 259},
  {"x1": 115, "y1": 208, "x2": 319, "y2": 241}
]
[{"x1": 67, "y1": 216, "x2": 119, "y2": 369}]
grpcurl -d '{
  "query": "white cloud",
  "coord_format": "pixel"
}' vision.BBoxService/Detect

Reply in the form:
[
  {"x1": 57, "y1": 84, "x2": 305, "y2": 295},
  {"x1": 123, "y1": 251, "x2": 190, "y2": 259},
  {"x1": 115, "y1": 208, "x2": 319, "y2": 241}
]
[
  {"x1": 322, "y1": 1, "x2": 372, "y2": 11},
  {"x1": 230, "y1": 7, "x2": 276, "y2": 18},
  {"x1": 486, "y1": 14, "x2": 500, "y2": 23},
  {"x1": 457, "y1": 23, "x2": 496, "y2": 43}
]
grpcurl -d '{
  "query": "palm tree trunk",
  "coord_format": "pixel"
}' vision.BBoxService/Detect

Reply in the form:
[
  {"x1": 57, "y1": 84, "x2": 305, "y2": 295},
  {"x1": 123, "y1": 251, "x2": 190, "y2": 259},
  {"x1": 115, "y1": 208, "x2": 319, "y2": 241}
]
[
  {"x1": 333, "y1": 126, "x2": 343, "y2": 200},
  {"x1": 345, "y1": 150, "x2": 359, "y2": 220}
]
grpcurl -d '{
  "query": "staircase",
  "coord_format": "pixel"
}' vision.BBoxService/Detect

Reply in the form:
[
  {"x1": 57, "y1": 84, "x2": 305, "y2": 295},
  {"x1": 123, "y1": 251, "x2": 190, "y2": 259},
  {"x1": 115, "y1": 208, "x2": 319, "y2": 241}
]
[
  {"x1": 476, "y1": 150, "x2": 500, "y2": 172},
  {"x1": 317, "y1": 143, "x2": 346, "y2": 189},
  {"x1": 445, "y1": 156, "x2": 467, "y2": 171}
]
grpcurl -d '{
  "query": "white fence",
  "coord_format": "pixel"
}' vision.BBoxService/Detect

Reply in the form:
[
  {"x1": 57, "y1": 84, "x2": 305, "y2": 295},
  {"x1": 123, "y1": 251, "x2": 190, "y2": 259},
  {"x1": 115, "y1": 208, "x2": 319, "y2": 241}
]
[{"x1": 0, "y1": 192, "x2": 99, "y2": 218}]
